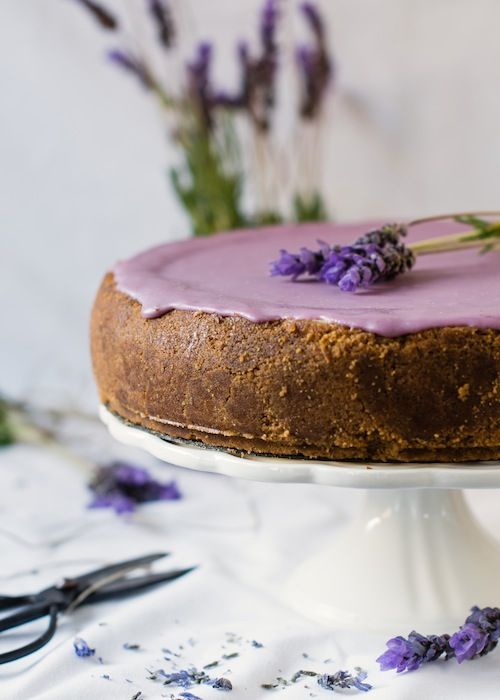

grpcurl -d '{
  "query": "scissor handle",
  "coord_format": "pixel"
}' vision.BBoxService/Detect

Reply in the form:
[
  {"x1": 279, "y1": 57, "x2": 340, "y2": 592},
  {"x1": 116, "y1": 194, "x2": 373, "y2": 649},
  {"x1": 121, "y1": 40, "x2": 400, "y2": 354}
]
[{"x1": 0, "y1": 604, "x2": 58, "y2": 665}]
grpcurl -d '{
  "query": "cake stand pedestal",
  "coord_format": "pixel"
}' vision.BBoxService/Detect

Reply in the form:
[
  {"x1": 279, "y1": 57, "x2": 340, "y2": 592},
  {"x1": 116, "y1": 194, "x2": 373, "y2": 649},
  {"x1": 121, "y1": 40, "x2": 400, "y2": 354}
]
[{"x1": 101, "y1": 406, "x2": 500, "y2": 632}]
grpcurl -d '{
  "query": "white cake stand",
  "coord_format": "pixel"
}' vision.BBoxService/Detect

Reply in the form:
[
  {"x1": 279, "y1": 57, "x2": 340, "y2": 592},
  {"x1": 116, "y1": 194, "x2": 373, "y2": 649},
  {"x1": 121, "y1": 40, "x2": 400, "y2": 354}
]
[{"x1": 100, "y1": 406, "x2": 500, "y2": 633}]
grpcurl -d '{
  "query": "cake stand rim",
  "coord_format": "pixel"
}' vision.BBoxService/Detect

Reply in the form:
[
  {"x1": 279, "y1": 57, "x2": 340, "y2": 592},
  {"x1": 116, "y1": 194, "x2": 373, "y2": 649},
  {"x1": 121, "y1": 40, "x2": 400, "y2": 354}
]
[{"x1": 100, "y1": 405, "x2": 500, "y2": 490}]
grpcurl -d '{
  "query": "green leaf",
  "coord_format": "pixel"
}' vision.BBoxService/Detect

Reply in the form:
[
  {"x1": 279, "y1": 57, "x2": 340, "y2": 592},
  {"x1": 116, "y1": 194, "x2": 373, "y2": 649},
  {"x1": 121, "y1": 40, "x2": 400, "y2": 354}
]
[
  {"x1": 0, "y1": 399, "x2": 14, "y2": 447},
  {"x1": 293, "y1": 191, "x2": 329, "y2": 222}
]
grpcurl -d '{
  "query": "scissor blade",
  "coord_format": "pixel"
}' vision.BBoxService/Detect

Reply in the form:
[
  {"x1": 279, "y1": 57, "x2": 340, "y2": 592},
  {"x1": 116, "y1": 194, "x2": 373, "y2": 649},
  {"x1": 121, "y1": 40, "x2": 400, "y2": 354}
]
[
  {"x1": 81, "y1": 567, "x2": 196, "y2": 604},
  {"x1": 67, "y1": 552, "x2": 169, "y2": 589}
]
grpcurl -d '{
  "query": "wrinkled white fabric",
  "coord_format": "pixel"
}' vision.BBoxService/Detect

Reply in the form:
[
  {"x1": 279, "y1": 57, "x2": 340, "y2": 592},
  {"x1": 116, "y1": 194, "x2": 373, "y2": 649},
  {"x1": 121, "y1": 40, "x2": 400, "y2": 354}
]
[{"x1": 1, "y1": 435, "x2": 500, "y2": 699}]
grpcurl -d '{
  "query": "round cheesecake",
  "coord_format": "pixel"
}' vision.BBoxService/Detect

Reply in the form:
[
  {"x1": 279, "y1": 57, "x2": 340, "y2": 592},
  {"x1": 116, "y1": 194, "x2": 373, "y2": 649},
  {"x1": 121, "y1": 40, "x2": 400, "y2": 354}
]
[{"x1": 91, "y1": 221, "x2": 500, "y2": 463}]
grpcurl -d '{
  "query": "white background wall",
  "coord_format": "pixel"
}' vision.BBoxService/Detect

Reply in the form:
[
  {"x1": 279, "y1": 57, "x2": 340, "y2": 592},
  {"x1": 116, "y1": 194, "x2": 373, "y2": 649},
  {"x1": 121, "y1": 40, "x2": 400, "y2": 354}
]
[{"x1": 2, "y1": 0, "x2": 500, "y2": 408}]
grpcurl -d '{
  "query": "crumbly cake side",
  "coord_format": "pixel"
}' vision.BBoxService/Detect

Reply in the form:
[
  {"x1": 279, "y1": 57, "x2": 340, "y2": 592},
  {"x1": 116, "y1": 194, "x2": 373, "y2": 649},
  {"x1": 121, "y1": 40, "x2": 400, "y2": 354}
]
[{"x1": 91, "y1": 273, "x2": 500, "y2": 462}]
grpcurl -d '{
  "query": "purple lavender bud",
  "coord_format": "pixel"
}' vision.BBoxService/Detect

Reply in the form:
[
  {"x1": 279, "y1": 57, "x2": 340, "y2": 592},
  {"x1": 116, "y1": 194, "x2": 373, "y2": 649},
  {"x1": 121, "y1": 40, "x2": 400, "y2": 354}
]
[
  {"x1": 260, "y1": 0, "x2": 279, "y2": 54},
  {"x1": 147, "y1": 0, "x2": 175, "y2": 48},
  {"x1": 270, "y1": 249, "x2": 307, "y2": 279},
  {"x1": 88, "y1": 461, "x2": 181, "y2": 515},
  {"x1": 71, "y1": 0, "x2": 118, "y2": 30},
  {"x1": 449, "y1": 623, "x2": 489, "y2": 663},
  {"x1": 300, "y1": 2, "x2": 325, "y2": 40},
  {"x1": 107, "y1": 49, "x2": 154, "y2": 89},
  {"x1": 73, "y1": 638, "x2": 96, "y2": 657},
  {"x1": 296, "y1": 2, "x2": 332, "y2": 119},
  {"x1": 186, "y1": 42, "x2": 215, "y2": 128},
  {"x1": 377, "y1": 631, "x2": 451, "y2": 673},
  {"x1": 466, "y1": 606, "x2": 500, "y2": 643}
]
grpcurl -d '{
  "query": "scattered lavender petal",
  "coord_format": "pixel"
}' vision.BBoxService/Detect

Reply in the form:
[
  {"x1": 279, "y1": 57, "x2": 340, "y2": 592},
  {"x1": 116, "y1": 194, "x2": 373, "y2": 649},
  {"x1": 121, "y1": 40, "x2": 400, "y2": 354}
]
[{"x1": 73, "y1": 637, "x2": 95, "y2": 658}]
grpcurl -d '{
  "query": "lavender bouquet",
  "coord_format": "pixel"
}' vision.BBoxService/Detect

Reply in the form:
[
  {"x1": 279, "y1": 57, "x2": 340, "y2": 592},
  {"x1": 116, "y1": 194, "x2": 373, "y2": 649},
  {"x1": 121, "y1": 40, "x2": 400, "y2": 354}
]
[{"x1": 70, "y1": 0, "x2": 334, "y2": 235}]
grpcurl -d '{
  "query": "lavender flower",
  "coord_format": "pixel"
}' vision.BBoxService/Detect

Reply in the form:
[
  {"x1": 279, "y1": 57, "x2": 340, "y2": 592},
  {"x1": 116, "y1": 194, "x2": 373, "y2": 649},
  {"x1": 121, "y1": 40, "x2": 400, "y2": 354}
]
[
  {"x1": 378, "y1": 605, "x2": 500, "y2": 673},
  {"x1": 231, "y1": 0, "x2": 279, "y2": 131},
  {"x1": 147, "y1": 0, "x2": 175, "y2": 48},
  {"x1": 108, "y1": 49, "x2": 155, "y2": 89},
  {"x1": 73, "y1": 637, "x2": 95, "y2": 657},
  {"x1": 297, "y1": 2, "x2": 332, "y2": 119},
  {"x1": 71, "y1": 0, "x2": 118, "y2": 30},
  {"x1": 187, "y1": 42, "x2": 215, "y2": 129},
  {"x1": 317, "y1": 669, "x2": 372, "y2": 692},
  {"x1": 179, "y1": 693, "x2": 203, "y2": 700},
  {"x1": 449, "y1": 623, "x2": 489, "y2": 663},
  {"x1": 377, "y1": 632, "x2": 450, "y2": 673},
  {"x1": 88, "y1": 461, "x2": 181, "y2": 514},
  {"x1": 271, "y1": 224, "x2": 414, "y2": 292},
  {"x1": 300, "y1": 2, "x2": 325, "y2": 41}
]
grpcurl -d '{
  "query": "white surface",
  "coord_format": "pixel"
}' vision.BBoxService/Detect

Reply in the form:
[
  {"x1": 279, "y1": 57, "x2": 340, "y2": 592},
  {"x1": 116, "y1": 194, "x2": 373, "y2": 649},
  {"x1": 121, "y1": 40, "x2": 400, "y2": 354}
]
[
  {"x1": 102, "y1": 406, "x2": 500, "y2": 632},
  {"x1": 2, "y1": 425, "x2": 500, "y2": 699}
]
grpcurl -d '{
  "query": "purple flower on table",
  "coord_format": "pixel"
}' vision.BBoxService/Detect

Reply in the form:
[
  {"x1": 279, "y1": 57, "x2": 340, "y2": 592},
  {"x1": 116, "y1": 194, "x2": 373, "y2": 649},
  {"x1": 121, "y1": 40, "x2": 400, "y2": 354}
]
[
  {"x1": 73, "y1": 637, "x2": 95, "y2": 657},
  {"x1": 147, "y1": 0, "x2": 175, "y2": 48},
  {"x1": 108, "y1": 49, "x2": 155, "y2": 89},
  {"x1": 88, "y1": 461, "x2": 181, "y2": 515},
  {"x1": 449, "y1": 623, "x2": 489, "y2": 663},
  {"x1": 377, "y1": 631, "x2": 450, "y2": 672},
  {"x1": 465, "y1": 605, "x2": 500, "y2": 644}
]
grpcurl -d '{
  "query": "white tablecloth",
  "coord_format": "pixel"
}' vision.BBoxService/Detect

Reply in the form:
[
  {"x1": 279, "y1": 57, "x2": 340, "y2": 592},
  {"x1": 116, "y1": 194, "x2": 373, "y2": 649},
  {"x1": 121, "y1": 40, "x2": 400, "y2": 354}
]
[{"x1": 1, "y1": 422, "x2": 500, "y2": 700}]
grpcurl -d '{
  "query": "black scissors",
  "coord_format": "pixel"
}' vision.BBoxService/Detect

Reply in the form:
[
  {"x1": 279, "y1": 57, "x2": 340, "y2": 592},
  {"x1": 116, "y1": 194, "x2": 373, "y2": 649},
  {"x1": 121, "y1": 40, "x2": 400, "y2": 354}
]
[{"x1": 0, "y1": 552, "x2": 194, "y2": 664}]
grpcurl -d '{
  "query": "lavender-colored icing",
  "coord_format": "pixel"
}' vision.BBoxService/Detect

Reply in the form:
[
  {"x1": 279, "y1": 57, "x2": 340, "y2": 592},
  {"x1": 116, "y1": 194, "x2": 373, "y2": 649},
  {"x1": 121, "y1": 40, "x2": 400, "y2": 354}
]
[{"x1": 113, "y1": 220, "x2": 500, "y2": 337}]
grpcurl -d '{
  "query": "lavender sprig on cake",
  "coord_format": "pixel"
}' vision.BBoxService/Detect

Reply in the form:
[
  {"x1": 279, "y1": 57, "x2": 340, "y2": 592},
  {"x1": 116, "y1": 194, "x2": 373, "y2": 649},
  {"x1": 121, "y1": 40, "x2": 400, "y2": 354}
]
[{"x1": 271, "y1": 211, "x2": 500, "y2": 292}]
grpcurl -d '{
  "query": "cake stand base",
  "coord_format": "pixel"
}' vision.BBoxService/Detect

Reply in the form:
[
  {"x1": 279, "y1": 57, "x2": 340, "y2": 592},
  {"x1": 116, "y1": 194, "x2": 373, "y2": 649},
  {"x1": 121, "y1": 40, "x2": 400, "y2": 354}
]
[
  {"x1": 100, "y1": 407, "x2": 500, "y2": 632},
  {"x1": 284, "y1": 488, "x2": 500, "y2": 632}
]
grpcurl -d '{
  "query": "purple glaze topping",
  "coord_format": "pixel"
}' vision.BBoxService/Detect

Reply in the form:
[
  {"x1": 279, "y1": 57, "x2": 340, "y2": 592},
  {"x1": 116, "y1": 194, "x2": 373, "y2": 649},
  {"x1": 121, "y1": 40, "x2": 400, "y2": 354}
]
[{"x1": 113, "y1": 220, "x2": 500, "y2": 337}]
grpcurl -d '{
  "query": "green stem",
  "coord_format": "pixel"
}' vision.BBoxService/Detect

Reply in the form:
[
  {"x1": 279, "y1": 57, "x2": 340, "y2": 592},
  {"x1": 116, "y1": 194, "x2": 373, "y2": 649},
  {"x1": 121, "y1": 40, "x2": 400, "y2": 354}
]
[{"x1": 409, "y1": 215, "x2": 500, "y2": 256}]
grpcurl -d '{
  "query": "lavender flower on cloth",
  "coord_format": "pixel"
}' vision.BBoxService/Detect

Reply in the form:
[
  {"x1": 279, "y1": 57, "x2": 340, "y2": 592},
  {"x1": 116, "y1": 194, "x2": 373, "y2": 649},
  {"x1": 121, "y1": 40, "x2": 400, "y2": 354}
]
[
  {"x1": 377, "y1": 632, "x2": 450, "y2": 672},
  {"x1": 88, "y1": 461, "x2": 181, "y2": 514},
  {"x1": 271, "y1": 224, "x2": 414, "y2": 292},
  {"x1": 73, "y1": 638, "x2": 95, "y2": 657},
  {"x1": 378, "y1": 605, "x2": 500, "y2": 673}
]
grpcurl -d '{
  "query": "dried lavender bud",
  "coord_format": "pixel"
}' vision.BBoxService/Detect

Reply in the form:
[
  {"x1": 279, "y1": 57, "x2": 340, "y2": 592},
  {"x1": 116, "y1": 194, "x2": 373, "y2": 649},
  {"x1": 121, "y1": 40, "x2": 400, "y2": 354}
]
[
  {"x1": 71, "y1": 0, "x2": 118, "y2": 30},
  {"x1": 73, "y1": 638, "x2": 95, "y2": 657},
  {"x1": 108, "y1": 49, "x2": 155, "y2": 89},
  {"x1": 270, "y1": 224, "x2": 414, "y2": 292},
  {"x1": 212, "y1": 677, "x2": 233, "y2": 690},
  {"x1": 147, "y1": 0, "x2": 175, "y2": 48},
  {"x1": 88, "y1": 461, "x2": 181, "y2": 514},
  {"x1": 317, "y1": 669, "x2": 372, "y2": 692}
]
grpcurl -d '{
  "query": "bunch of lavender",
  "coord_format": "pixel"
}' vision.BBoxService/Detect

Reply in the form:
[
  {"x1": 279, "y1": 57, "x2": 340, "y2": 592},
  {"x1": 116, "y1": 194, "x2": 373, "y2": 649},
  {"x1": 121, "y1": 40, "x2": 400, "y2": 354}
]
[
  {"x1": 271, "y1": 212, "x2": 500, "y2": 292},
  {"x1": 88, "y1": 461, "x2": 181, "y2": 514},
  {"x1": 70, "y1": 0, "x2": 334, "y2": 235},
  {"x1": 377, "y1": 605, "x2": 500, "y2": 673}
]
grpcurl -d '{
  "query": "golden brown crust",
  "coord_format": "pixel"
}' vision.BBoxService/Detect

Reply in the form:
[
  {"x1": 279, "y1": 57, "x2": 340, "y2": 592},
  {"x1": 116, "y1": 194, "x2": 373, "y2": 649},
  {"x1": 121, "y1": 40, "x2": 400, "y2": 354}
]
[{"x1": 91, "y1": 273, "x2": 500, "y2": 462}]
